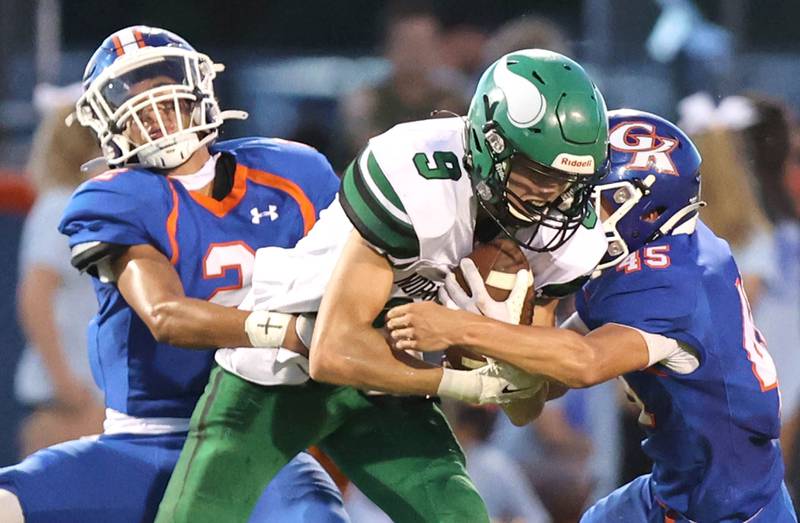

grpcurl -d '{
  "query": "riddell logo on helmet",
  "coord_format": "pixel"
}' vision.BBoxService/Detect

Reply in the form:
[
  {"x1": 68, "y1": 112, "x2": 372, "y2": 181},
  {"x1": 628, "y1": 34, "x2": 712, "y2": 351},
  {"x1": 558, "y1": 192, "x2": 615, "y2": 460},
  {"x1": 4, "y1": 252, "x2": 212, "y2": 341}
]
[{"x1": 552, "y1": 154, "x2": 595, "y2": 174}]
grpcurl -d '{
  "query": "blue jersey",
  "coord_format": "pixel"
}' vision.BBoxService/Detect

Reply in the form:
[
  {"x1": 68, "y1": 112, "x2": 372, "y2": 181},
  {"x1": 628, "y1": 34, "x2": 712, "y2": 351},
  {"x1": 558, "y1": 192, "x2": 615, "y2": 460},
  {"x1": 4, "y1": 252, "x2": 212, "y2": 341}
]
[
  {"x1": 576, "y1": 222, "x2": 783, "y2": 522},
  {"x1": 59, "y1": 137, "x2": 339, "y2": 419}
]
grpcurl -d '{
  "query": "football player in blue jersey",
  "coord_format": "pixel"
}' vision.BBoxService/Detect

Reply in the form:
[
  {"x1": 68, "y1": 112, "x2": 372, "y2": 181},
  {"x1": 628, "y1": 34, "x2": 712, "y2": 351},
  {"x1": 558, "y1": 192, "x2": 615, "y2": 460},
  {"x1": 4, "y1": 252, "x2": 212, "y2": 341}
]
[
  {"x1": 387, "y1": 109, "x2": 799, "y2": 522},
  {"x1": 0, "y1": 26, "x2": 349, "y2": 523}
]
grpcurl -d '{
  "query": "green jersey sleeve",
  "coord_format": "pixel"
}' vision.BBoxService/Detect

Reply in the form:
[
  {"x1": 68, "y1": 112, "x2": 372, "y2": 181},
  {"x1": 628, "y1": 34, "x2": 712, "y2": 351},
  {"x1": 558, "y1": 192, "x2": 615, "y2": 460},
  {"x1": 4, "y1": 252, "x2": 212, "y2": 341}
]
[{"x1": 339, "y1": 147, "x2": 420, "y2": 261}]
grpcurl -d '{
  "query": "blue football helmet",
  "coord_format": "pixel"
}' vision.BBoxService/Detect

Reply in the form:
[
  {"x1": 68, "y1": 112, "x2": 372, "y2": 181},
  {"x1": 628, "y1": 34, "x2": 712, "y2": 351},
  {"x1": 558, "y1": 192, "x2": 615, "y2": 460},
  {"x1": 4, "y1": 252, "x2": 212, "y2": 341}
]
[
  {"x1": 70, "y1": 25, "x2": 247, "y2": 169},
  {"x1": 593, "y1": 109, "x2": 705, "y2": 270}
]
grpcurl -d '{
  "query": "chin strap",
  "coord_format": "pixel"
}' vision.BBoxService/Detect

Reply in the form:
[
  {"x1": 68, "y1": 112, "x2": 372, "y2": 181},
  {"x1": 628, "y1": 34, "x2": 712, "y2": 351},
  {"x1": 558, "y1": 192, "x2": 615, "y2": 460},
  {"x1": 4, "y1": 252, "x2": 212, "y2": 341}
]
[
  {"x1": 219, "y1": 109, "x2": 248, "y2": 121},
  {"x1": 652, "y1": 200, "x2": 707, "y2": 240}
]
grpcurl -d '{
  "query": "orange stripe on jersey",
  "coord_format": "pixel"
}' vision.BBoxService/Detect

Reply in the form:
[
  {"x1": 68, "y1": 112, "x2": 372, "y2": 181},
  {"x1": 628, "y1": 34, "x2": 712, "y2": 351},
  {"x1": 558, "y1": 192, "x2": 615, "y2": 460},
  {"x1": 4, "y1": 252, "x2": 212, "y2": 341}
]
[
  {"x1": 166, "y1": 181, "x2": 181, "y2": 265},
  {"x1": 246, "y1": 168, "x2": 317, "y2": 235},
  {"x1": 112, "y1": 36, "x2": 124, "y2": 56},
  {"x1": 188, "y1": 163, "x2": 248, "y2": 217},
  {"x1": 133, "y1": 29, "x2": 146, "y2": 48}
]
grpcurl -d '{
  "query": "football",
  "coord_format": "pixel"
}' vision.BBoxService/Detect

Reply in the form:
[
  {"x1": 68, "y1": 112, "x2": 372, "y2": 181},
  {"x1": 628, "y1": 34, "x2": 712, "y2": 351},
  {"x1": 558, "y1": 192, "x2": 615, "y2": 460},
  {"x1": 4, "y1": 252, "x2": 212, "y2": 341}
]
[{"x1": 445, "y1": 238, "x2": 535, "y2": 370}]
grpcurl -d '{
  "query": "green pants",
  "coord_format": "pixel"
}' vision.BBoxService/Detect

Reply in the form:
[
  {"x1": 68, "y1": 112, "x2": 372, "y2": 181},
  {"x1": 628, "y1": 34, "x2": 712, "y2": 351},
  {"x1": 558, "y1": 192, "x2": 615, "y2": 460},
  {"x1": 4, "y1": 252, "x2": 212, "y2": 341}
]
[{"x1": 155, "y1": 366, "x2": 489, "y2": 523}]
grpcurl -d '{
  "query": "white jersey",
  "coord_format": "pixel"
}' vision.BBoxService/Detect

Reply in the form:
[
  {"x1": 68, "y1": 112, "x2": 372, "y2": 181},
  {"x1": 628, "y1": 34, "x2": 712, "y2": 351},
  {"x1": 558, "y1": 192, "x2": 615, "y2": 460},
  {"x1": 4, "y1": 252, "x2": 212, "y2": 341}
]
[
  {"x1": 342, "y1": 117, "x2": 607, "y2": 300},
  {"x1": 217, "y1": 117, "x2": 607, "y2": 384}
]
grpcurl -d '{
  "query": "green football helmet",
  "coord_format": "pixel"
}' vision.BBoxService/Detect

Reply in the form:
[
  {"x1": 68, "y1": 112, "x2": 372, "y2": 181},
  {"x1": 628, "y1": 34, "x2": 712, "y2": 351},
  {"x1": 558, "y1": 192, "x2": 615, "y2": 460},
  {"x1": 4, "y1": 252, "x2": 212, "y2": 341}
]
[{"x1": 465, "y1": 49, "x2": 609, "y2": 251}]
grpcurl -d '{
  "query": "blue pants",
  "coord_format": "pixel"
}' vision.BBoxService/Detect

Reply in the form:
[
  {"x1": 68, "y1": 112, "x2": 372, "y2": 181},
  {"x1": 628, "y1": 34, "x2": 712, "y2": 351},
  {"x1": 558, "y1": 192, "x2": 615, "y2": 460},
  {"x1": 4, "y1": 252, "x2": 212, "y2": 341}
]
[
  {"x1": 0, "y1": 432, "x2": 348, "y2": 523},
  {"x1": 581, "y1": 474, "x2": 797, "y2": 523}
]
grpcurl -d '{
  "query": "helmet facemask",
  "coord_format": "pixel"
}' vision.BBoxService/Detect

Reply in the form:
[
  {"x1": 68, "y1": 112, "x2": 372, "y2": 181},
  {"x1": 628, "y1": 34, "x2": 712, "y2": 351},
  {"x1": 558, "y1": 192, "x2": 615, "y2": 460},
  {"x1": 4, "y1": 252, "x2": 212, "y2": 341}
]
[
  {"x1": 592, "y1": 174, "x2": 706, "y2": 271},
  {"x1": 73, "y1": 46, "x2": 244, "y2": 169},
  {"x1": 592, "y1": 177, "x2": 648, "y2": 270},
  {"x1": 469, "y1": 120, "x2": 607, "y2": 252}
]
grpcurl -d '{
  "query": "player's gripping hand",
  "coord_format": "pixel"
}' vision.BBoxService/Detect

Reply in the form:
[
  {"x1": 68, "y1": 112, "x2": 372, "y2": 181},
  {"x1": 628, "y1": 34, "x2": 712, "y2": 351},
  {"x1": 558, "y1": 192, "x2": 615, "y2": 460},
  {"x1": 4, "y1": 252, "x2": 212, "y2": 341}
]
[
  {"x1": 437, "y1": 358, "x2": 545, "y2": 405},
  {"x1": 441, "y1": 258, "x2": 531, "y2": 325},
  {"x1": 386, "y1": 301, "x2": 464, "y2": 351}
]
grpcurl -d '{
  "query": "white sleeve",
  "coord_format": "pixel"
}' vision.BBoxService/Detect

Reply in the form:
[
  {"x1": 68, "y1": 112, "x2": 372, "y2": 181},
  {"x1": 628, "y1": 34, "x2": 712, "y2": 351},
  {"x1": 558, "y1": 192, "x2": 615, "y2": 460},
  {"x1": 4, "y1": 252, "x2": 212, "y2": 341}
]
[
  {"x1": 525, "y1": 220, "x2": 607, "y2": 292},
  {"x1": 560, "y1": 315, "x2": 700, "y2": 374},
  {"x1": 610, "y1": 323, "x2": 700, "y2": 374},
  {"x1": 242, "y1": 197, "x2": 353, "y2": 313}
]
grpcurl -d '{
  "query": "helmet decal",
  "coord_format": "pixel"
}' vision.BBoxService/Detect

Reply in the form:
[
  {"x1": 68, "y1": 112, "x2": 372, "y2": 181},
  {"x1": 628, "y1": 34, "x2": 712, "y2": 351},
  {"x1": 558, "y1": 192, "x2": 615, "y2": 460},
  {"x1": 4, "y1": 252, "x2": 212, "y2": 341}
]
[
  {"x1": 493, "y1": 57, "x2": 547, "y2": 128},
  {"x1": 552, "y1": 153, "x2": 595, "y2": 174},
  {"x1": 609, "y1": 121, "x2": 679, "y2": 175}
]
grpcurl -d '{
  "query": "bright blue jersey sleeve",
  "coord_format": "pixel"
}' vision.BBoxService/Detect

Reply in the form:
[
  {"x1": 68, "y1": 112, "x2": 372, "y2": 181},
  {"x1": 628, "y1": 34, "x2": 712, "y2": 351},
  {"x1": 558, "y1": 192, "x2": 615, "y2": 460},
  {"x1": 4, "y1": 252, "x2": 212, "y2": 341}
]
[{"x1": 59, "y1": 168, "x2": 176, "y2": 257}]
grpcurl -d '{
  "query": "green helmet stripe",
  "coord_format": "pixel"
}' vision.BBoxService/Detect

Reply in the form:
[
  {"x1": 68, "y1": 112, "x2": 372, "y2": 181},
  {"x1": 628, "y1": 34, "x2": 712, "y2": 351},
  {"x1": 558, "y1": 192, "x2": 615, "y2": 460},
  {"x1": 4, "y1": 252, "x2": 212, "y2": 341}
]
[{"x1": 340, "y1": 160, "x2": 419, "y2": 259}]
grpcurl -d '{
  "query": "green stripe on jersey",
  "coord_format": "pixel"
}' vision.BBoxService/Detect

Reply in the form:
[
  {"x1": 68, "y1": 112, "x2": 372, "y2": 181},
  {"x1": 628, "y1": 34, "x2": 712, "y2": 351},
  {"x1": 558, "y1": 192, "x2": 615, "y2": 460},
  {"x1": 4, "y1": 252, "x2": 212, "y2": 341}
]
[
  {"x1": 349, "y1": 158, "x2": 415, "y2": 236},
  {"x1": 340, "y1": 160, "x2": 419, "y2": 260},
  {"x1": 365, "y1": 151, "x2": 404, "y2": 211}
]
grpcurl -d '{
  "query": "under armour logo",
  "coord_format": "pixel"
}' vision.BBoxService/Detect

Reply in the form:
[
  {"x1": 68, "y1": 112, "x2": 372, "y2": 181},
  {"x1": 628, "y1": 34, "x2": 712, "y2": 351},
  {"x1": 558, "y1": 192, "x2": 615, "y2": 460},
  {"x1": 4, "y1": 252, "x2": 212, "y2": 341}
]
[{"x1": 251, "y1": 205, "x2": 279, "y2": 224}]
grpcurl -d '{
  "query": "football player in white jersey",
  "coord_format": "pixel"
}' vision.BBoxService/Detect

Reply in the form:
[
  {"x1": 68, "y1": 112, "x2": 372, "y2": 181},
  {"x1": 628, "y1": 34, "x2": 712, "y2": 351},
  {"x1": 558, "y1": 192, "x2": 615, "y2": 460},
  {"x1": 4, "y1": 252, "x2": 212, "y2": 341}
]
[{"x1": 157, "y1": 49, "x2": 610, "y2": 523}]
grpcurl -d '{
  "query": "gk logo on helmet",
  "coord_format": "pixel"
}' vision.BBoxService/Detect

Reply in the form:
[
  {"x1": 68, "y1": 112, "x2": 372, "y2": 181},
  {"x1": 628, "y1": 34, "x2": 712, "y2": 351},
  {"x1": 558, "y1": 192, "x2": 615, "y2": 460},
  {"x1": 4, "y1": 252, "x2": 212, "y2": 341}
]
[{"x1": 609, "y1": 121, "x2": 678, "y2": 175}]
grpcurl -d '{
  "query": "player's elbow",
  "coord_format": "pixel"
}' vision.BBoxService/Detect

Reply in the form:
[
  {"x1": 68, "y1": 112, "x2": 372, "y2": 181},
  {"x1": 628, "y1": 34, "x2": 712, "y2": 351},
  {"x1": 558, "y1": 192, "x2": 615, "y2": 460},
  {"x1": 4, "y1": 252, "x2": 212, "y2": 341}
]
[
  {"x1": 148, "y1": 300, "x2": 183, "y2": 345},
  {"x1": 309, "y1": 340, "x2": 353, "y2": 385},
  {"x1": 562, "y1": 337, "x2": 604, "y2": 388},
  {"x1": 309, "y1": 332, "x2": 351, "y2": 385}
]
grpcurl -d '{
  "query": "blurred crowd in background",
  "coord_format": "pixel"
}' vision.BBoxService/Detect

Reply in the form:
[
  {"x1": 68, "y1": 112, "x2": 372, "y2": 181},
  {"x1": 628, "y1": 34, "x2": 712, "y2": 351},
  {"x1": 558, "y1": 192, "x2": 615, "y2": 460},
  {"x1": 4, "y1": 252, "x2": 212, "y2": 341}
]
[{"x1": 0, "y1": 1, "x2": 799, "y2": 521}]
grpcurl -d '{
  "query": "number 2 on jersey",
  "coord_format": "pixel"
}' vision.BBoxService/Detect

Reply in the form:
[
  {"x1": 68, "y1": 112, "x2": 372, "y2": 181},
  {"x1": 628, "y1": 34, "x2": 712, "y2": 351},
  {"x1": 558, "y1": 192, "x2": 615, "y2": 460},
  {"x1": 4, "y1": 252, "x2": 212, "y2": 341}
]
[
  {"x1": 203, "y1": 242, "x2": 256, "y2": 306},
  {"x1": 735, "y1": 278, "x2": 778, "y2": 391}
]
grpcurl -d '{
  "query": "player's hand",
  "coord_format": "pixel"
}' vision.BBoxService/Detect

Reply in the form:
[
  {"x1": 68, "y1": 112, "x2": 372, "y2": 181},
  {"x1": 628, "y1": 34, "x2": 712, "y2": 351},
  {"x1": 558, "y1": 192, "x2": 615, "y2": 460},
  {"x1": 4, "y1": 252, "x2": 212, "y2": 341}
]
[
  {"x1": 440, "y1": 259, "x2": 531, "y2": 325},
  {"x1": 386, "y1": 301, "x2": 463, "y2": 351},
  {"x1": 501, "y1": 380, "x2": 549, "y2": 426},
  {"x1": 476, "y1": 358, "x2": 546, "y2": 405},
  {"x1": 437, "y1": 357, "x2": 545, "y2": 405}
]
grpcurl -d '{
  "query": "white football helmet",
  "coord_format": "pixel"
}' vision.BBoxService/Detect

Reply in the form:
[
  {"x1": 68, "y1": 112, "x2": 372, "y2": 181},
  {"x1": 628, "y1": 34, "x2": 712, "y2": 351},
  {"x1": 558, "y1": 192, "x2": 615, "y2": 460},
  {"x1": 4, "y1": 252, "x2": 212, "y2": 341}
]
[{"x1": 71, "y1": 25, "x2": 247, "y2": 169}]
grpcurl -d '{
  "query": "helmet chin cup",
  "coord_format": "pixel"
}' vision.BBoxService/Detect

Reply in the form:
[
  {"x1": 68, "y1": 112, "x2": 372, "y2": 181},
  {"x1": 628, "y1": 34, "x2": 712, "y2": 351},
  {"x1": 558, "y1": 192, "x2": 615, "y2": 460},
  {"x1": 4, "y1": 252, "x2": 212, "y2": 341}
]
[{"x1": 137, "y1": 132, "x2": 202, "y2": 169}]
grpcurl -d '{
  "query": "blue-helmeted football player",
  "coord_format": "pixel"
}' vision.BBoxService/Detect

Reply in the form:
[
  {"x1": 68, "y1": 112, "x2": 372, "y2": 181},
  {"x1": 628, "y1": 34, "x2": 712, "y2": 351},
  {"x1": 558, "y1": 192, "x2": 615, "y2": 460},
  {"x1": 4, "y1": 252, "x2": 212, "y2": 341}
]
[
  {"x1": 0, "y1": 26, "x2": 349, "y2": 523},
  {"x1": 386, "y1": 109, "x2": 798, "y2": 522}
]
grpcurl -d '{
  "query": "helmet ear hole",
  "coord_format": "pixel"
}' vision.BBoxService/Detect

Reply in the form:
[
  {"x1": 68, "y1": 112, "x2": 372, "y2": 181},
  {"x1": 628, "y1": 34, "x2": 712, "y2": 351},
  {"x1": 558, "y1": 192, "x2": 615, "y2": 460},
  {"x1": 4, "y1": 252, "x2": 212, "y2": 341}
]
[{"x1": 641, "y1": 207, "x2": 666, "y2": 223}]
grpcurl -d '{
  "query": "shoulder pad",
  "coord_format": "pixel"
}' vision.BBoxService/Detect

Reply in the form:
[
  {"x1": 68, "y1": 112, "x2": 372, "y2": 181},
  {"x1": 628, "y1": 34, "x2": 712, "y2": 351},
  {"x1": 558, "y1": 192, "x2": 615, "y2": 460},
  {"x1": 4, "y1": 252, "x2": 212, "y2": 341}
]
[
  {"x1": 71, "y1": 241, "x2": 127, "y2": 281},
  {"x1": 213, "y1": 137, "x2": 318, "y2": 159}
]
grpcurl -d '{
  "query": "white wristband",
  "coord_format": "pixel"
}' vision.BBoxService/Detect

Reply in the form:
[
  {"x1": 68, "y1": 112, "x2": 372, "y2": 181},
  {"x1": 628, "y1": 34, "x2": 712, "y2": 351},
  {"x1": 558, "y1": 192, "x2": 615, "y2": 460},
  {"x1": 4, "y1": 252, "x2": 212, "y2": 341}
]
[
  {"x1": 244, "y1": 310, "x2": 292, "y2": 348},
  {"x1": 437, "y1": 368, "x2": 481, "y2": 404}
]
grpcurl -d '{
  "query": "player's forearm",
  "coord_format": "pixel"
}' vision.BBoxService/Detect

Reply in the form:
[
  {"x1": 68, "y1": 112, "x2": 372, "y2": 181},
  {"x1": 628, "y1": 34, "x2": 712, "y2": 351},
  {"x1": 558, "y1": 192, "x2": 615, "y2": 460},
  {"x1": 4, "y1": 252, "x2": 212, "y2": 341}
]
[
  {"x1": 457, "y1": 316, "x2": 599, "y2": 388},
  {"x1": 310, "y1": 322, "x2": 442, "y2": 395},
  {"x1": 149, "y1": 297, "x2": 251, "y2": 349}
]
